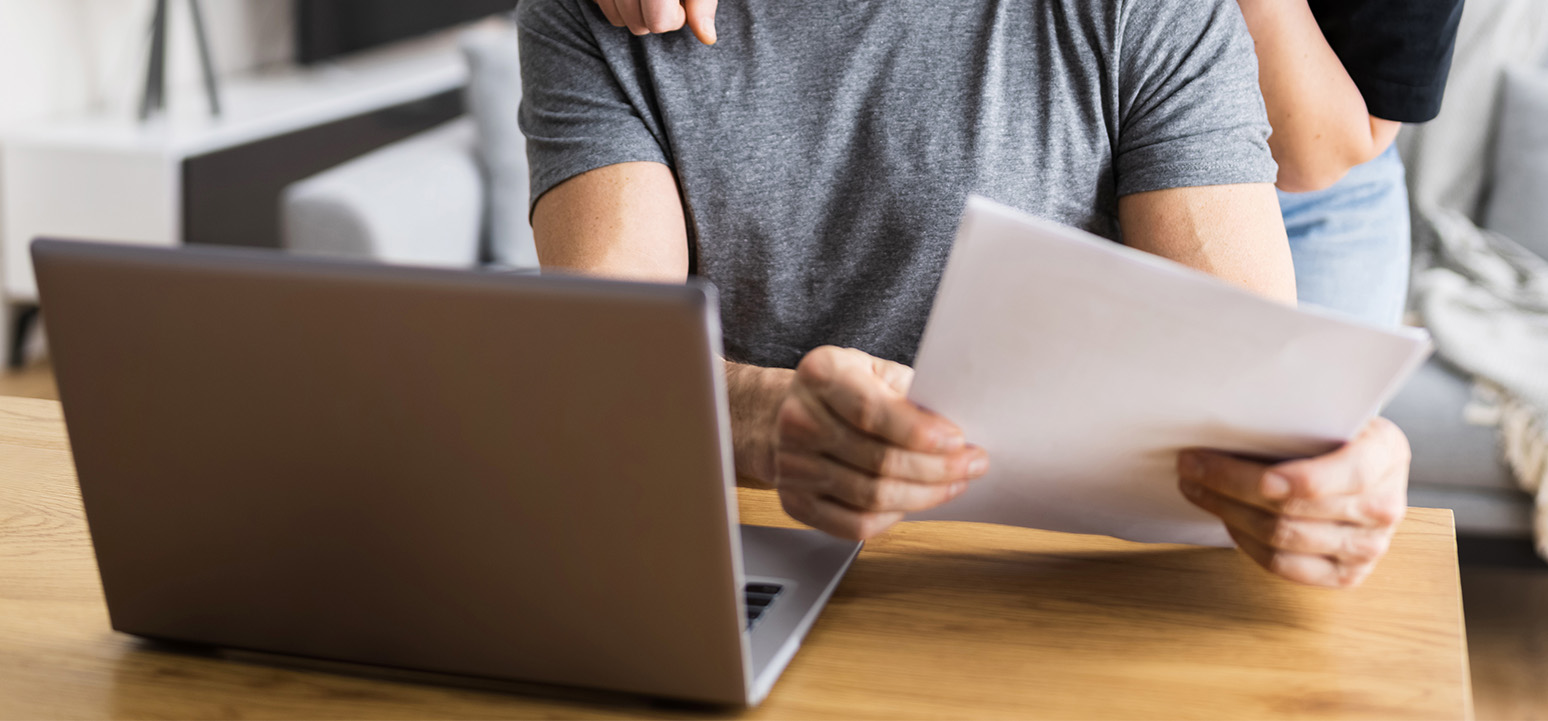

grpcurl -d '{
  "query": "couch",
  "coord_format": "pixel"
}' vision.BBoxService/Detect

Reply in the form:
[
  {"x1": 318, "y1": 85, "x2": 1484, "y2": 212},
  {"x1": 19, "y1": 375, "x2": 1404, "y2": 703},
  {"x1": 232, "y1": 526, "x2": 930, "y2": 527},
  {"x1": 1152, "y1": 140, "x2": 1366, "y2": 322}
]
[{"x1": 281, "y1": 2, "x2": 1548, "y2": 540}]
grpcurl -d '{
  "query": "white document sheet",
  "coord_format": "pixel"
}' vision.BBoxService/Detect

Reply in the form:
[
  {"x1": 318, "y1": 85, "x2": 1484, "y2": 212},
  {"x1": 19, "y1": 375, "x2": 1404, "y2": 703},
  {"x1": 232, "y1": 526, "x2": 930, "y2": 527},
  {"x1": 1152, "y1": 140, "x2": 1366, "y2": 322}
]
[{"x1": 907, "y1": 197, "x2": 1433, "y2": 546}]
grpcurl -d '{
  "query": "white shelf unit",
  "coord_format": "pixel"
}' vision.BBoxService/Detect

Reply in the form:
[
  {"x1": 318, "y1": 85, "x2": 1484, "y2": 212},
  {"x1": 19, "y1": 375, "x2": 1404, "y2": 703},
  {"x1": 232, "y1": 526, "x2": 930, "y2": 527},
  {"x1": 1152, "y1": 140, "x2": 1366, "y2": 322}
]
[{"x1": 0, "y1": 31, "x2": 469, "y2": 361}]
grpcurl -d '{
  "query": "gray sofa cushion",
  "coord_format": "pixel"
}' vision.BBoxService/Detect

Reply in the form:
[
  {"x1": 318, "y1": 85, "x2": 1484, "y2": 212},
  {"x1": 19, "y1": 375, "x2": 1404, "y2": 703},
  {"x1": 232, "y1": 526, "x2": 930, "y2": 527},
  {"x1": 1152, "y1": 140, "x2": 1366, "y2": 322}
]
[
  {"x1": 1385, "y1": 359, "x2": 1532, "y2": 536},
  {"x1": 1408, "y1": 484, "x2": 1533, "y2": 537},
  {"x1": 462, "y1": 24, "x2": 538, "y2": 269},
  {"x1": 282, "y1": 118, "x2": 483, "y2": 267},
  {"x1": 1386, "y1": 358, "x2": 1522, "y2": 493},
  {"x1": 1484, "y1": 65, "x2": 1548, "y2": 260}
]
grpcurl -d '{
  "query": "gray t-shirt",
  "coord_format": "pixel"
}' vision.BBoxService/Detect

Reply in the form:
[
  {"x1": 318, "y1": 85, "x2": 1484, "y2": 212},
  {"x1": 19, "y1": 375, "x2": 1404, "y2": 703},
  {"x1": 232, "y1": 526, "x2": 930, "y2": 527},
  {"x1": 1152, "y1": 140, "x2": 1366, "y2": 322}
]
[{"x1": 518, "y1": 0, "x2": 1277, "y2": 368}]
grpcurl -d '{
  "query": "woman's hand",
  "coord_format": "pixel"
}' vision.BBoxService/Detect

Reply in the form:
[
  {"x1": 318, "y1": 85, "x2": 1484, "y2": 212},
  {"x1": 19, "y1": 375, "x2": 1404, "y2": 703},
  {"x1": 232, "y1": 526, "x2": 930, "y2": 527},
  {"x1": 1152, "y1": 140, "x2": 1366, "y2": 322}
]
[
  {"x1": 590, "y1": 0, "x2": 717, "y2": 44},
  {"x1": 1178, "y1": 417, "x2": 1411, "y2": 588},
  {"x1": 728, "y1": 347, "x2": 988, "y2": 541}
]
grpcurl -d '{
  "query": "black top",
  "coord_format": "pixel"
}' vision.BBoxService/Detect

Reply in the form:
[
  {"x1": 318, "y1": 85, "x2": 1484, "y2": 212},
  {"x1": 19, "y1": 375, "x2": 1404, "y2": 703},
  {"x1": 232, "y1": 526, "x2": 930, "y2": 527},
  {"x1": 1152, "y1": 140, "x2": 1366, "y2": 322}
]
[{"x1": 1308, "y1": 0, "x2": 1466, "y2": 123}]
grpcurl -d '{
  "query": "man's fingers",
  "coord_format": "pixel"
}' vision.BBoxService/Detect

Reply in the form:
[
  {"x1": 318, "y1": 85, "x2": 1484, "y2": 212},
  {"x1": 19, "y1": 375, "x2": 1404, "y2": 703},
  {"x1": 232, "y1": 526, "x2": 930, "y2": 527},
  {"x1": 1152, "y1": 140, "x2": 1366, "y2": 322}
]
[
  {"x1": 826, "y1": 435, "x2": 986, "y2": 486},
  {"x1": 1179, "y1": 418, "x2": 1409, "y2": 589},
  {"x1": 776, "y1": 346, "x2": 984, "y2": 542},
  {"x1": 682, "y1": 0, "x2": 717, "y2": 44},
  {"x1": 778, "y1": 490, "x2": 903, "y2": 541},
  {"x1": 641, "y1": 0, "x2": 686, "y2": 33},
  {"x1": 1178, "y1": 451, "x2": 1279, "y2": 512},
  {"x1": 1179, "y1": 450, "x2": 1379, "y2": 524},
  {"x1": 778, "y1": 452, "x2": 969, "y2": 513},
  {"x1": 870, "y1": 354, "x2": 914, "y2": 396},
  {"x1": 779, "y1": 389, "x2": 986, "y2": 483},
  {"x1": 1270, "y1": 417, "x2": 1410, "y2": 501},
  {"x1": 1181, "y1": 481, "x2": 1392, "y2": 562},
  {"x1": 797, "y1": 346, "x2": 963, "y2": 452},
  {"x1": 1270, "y1": 451, "x2": 1362, "y2": 500},
  {"x1": 1226, "y1": 527, "x2": 1374, "y2": 589}
]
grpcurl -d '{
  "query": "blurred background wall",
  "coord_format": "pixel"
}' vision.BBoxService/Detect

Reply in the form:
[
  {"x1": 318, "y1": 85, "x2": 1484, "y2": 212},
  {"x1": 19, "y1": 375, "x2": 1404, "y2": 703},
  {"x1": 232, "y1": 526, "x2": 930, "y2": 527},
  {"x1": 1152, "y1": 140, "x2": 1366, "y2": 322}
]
[{"x1": 0, "y1": 0, "x2": 293, "y2": 127}]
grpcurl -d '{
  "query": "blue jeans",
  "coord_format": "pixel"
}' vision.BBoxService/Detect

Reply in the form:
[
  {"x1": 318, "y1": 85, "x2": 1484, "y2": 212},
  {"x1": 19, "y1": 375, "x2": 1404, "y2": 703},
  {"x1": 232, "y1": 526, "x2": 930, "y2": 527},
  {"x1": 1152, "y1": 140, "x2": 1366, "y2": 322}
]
[{"x1": 1279, "y1": 144, "x2": 1410, "y2": 329}]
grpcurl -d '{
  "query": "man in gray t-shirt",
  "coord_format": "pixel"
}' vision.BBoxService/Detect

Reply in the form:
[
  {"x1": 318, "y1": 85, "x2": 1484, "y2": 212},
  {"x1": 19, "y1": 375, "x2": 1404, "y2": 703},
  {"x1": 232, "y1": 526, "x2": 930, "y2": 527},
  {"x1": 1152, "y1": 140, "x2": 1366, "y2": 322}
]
[
  {"x1": 521, "y1": 0, "x2": 1278, "y2": 368},
  {"x1": 518, "y1": 0, "x2": 1415, "y2": 589}
]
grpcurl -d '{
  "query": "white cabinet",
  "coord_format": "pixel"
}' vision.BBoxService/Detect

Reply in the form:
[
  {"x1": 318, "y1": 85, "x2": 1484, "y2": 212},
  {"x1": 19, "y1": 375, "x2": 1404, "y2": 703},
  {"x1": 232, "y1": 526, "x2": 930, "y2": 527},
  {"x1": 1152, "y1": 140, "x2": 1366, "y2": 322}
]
[{"x1": 0, "y1": 31, "x2": 469, "y2": 364}]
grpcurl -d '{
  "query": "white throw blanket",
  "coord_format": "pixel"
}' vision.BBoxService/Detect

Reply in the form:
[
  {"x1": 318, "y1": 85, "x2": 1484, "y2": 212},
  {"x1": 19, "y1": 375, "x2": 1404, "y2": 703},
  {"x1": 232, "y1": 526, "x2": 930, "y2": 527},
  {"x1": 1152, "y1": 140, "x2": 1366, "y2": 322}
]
[{"x1": 1413, "y1": 204, "x2": 1548, "y2": 556}]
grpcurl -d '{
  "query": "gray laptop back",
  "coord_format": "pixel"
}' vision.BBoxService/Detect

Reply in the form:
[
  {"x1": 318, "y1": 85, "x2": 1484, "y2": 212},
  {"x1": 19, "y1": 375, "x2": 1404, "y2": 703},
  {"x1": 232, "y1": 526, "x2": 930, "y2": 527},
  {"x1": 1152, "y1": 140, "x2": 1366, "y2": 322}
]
[{"x1": 33, "y1": 240, "x2": 754, "y2": 704}]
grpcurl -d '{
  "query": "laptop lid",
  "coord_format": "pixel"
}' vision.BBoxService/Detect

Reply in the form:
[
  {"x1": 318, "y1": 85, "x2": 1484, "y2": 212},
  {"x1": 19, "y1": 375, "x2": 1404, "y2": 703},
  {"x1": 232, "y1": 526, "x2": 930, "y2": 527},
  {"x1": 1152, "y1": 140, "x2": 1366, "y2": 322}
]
[{"x1": 33, "y1": 240, "x2": 754, "y2": 704}]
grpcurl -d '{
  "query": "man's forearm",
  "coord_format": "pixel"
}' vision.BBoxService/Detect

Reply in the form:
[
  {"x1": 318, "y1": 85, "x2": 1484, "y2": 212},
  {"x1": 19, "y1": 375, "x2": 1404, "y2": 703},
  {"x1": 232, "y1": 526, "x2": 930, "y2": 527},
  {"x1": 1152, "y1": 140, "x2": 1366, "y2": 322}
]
[
  {"x1": 531, "y1": 162, "x2": 691, "y2": 282},
  {"x1": 533, "y1": 163, "x2": 795, "y2": 488},
  {"x1": 1119, "y1": 183, "x2": 1297, "y2": 305},
  {"x1": 725, "y1": 361, "x2": 793, "y2": 488}
]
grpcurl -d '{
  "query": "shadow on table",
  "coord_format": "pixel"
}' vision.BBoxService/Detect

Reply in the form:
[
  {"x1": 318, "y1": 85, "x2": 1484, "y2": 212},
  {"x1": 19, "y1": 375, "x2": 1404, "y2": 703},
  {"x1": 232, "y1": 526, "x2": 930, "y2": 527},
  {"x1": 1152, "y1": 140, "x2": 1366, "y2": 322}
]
[
  {"x1": 107, "y1": 636, "x2": 730, "y2": 719},
  {"x1": 836, "y1": 541, "x2": 1303, "y2": 628},
  {"x1": 102, "y1": 538, "x2": 1301, "y2": 717}
]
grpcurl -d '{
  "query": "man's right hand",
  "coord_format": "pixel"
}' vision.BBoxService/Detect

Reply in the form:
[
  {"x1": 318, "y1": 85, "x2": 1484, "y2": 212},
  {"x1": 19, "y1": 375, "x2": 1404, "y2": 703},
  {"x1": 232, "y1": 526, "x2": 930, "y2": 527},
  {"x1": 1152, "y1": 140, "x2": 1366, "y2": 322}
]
[{"x1": 730, "y1": 346, "x2": 988, "y2": 541}]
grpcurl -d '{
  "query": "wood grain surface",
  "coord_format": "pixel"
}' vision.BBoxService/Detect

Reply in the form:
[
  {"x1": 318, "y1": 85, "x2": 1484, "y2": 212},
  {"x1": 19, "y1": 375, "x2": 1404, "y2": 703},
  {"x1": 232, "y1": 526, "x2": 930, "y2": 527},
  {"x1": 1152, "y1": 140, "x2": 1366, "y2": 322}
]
[{"x1": 0, "y1": 396, "x2": 1472, "y2": 720}]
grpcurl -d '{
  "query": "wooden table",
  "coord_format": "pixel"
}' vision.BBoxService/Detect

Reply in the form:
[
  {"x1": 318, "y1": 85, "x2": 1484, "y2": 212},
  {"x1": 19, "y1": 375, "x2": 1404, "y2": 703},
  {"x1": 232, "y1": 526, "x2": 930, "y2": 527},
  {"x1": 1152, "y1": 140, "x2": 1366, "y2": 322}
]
[{"x1": 0, "y1": 396, "x2": 1472, "y2": 719}]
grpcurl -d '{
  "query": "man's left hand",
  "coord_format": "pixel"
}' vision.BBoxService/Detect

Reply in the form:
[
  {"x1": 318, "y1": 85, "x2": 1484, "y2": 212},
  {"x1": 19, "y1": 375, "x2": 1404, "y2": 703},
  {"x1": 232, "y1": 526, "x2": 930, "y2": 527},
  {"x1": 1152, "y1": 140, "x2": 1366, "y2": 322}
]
[{"x1": 1177, "y1": 417, "x2": 1411, "y2": 588}]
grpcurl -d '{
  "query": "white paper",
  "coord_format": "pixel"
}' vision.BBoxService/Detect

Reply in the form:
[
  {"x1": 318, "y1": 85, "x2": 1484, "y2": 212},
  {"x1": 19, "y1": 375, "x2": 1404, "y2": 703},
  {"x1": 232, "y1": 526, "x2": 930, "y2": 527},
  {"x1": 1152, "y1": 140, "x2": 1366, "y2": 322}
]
[{"x1": 907, "y1": 197, "x2": 1433, "y2": 546}]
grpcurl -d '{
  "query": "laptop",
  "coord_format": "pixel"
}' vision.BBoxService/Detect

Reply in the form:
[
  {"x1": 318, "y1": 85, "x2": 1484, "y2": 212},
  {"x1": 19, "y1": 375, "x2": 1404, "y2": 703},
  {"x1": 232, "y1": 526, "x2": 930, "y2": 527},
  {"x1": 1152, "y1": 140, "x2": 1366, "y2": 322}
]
[{"x1": 32, "y1": 239, "x2": 861, "y2": 707}]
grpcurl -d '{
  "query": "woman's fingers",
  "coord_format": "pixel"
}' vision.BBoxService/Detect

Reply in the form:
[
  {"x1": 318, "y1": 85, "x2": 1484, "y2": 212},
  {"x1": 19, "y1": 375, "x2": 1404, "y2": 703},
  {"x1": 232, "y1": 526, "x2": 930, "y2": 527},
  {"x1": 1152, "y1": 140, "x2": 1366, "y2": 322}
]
[
  {"x1": 593, "y1": 0, "x2": 625, "y2": 27},
  {"x1": 612, "y1": 0, "x2": 649, "y2": 34},
  {"x1": 591, "y1": 0, "x2": 715, "y2": 42},
  {"x1": 640, "y1": 0, "x2": 686, "y2": 33},
  {"x1": 682, "y1": 0, "x2": 718, "y2": 44}
]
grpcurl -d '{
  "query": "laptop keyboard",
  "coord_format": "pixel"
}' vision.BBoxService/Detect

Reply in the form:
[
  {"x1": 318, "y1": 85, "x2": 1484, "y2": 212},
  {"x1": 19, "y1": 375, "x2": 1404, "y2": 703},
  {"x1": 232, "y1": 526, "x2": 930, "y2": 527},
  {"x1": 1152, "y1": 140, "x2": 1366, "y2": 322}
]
[{"x1": 744, "y1": 582, "x2": 784, "y2": 629}]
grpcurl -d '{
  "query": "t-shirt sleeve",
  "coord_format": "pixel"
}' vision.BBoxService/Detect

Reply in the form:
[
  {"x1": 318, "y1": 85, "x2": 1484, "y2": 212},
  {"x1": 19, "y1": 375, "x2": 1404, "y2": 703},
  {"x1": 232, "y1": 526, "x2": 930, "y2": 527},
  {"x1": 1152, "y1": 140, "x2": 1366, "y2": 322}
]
[
  {"x1": 516, "y1": 0, "x2": 669, "y2": 211},
  {"x1": 1113, "y1": 0, "x2": 1278, "y2": 197},
  {"x1": 1307, "y1": 0, "x2": 1464, "y2": 123}
]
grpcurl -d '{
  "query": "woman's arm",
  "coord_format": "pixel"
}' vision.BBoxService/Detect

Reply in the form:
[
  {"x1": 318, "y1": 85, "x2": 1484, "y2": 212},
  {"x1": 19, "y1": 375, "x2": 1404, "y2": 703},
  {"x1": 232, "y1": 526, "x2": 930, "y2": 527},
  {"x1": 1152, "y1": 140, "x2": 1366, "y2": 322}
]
[{"x1": 1238, "y1": 0, "x2": 1402, "y2": 192}]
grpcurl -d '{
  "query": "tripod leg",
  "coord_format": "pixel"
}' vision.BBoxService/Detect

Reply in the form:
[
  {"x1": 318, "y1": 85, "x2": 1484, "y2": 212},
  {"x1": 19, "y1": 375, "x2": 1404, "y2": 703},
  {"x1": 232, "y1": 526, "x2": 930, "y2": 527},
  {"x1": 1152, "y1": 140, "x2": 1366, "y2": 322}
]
[
  {"x1": 8, "y1": 305, "x2": 38, "y2": 369},
  {"x1": 139, "y1": 0, "x2": 168, "y2": 121},
  {"x1": 188, "y1": 0, "x2": 222, "y2": 117}
]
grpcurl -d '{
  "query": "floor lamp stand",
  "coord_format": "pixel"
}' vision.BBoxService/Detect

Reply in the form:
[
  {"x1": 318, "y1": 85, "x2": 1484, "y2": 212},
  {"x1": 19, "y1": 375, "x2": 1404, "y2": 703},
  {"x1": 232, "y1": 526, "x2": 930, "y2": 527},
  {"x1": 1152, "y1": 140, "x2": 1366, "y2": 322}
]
[{"x1": 140, "y1": 0, "x2": 223, "y2": 120}]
